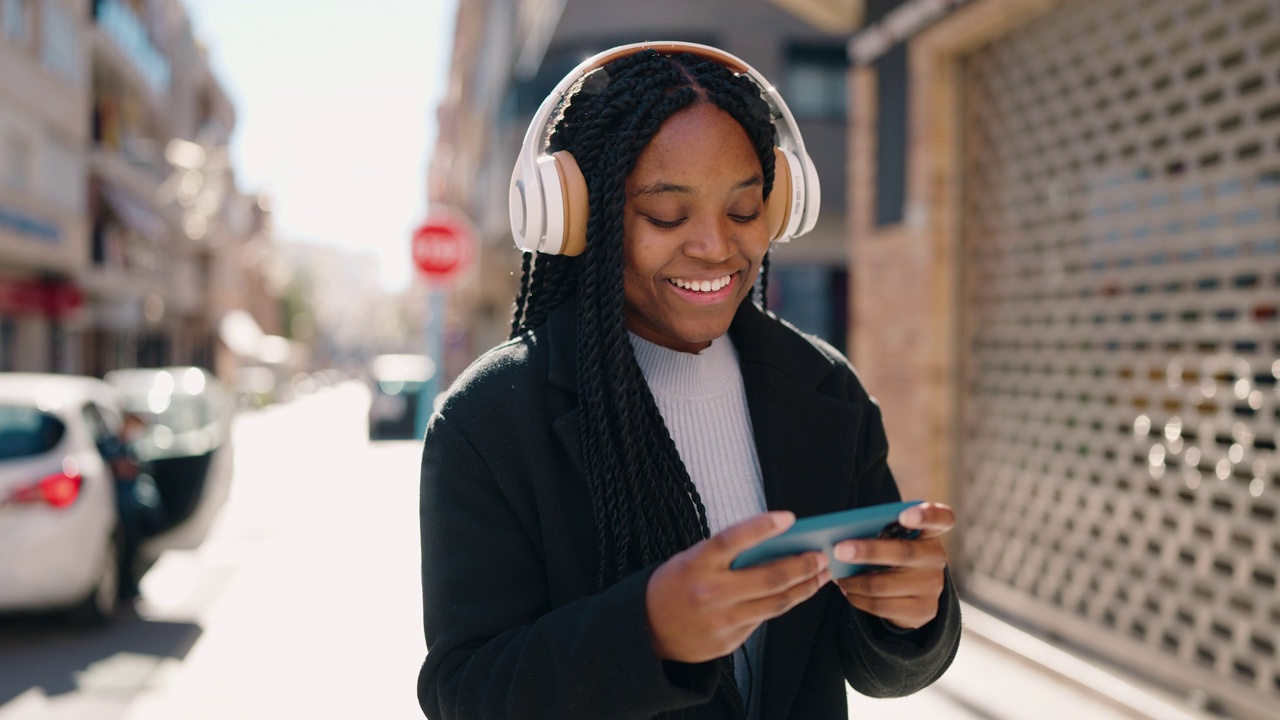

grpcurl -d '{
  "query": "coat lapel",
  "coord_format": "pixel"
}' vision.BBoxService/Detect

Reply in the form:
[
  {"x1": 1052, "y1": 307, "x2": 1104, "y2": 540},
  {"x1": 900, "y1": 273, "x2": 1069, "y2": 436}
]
[
  {"x1": 730, "y1": 303, "x2": 864, "y2": 720},
  {"x1": 729, "y1": 303, "x2": 861, "y2": 523},
  {"x1": 546, "y1": 303, "x2": 586, "y2": 481}
]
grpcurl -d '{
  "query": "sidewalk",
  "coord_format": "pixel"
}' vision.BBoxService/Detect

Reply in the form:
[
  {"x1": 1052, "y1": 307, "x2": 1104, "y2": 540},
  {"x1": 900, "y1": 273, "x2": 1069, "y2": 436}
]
[{"x1": 847, "y1": 602, "x2": 1214, "y2": 720}]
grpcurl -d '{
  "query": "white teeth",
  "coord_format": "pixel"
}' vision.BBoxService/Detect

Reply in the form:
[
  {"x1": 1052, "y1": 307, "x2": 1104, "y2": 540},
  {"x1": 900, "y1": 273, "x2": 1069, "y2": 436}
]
[{"x1": 670, "y1": 275, "x2": 731, "y2": 293}]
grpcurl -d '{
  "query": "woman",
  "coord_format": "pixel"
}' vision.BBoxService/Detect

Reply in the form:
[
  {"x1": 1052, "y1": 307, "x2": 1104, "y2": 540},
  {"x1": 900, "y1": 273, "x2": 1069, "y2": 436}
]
[{"x1": 418, "y1": 43, "x2": 961, "y2": 720}]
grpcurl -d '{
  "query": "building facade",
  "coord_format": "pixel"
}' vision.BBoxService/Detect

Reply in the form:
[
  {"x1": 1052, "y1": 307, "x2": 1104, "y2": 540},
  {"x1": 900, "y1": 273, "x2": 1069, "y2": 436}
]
[
  {"x1": 830, "y1": 0, "x2": 1279, "y2": 717},
  {"x1": 0, "y1": 0, "x2": 88, "y2": 373},
  {"x1": 0, "y1": 0, "x2": 279, "y2": 381}
]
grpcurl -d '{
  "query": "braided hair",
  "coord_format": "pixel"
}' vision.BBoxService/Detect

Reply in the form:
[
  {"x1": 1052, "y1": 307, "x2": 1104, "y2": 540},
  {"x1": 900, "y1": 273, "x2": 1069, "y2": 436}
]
[{"x1": 510, "y1": 51, "x2": 778, "y2": 592}]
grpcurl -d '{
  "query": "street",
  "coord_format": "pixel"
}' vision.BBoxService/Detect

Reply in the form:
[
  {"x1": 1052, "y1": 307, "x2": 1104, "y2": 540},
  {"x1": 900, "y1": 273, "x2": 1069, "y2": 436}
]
[{"x1": 0, "y1": 383, "x2": 1193, "y2": 720}]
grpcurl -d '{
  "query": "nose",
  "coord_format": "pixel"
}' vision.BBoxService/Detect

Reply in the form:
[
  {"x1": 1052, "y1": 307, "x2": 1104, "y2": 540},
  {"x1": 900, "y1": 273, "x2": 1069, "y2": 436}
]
[{"x1": 682, "y1": 215, "x2": 734, "y2": 264}]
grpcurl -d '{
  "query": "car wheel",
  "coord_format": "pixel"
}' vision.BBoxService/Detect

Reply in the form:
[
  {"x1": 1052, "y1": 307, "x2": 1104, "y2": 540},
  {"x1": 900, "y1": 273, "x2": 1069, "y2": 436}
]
[{"x1": 68, "y1": 528, "x2": 121, "y2": 624}]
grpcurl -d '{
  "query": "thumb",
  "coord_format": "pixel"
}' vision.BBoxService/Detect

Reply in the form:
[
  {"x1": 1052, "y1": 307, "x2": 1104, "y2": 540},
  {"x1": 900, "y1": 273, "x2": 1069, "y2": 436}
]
[{"x1": 702, "y1": 511, "x2": 795, "y2": 566}]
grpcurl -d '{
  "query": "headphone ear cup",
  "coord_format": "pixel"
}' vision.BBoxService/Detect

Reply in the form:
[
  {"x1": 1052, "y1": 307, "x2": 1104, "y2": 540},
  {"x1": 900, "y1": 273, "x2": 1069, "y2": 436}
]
[
  {"x1": 799, "y1": 152, "x2": 820, "y2": 237},
  {"x1": 552, "y1": 151, "x2": 589, "y2": 257},
  {"x1": 510, "y1": 161, "x2": 540, "y2": 253},
  {"x1": 534, "y1": 155, "x2": 566, "y2": 254},
  {"x1": 764, "y1": 147, "x2": 795, "y2": 242},
  {"x1": 528, "y1": 152, "x2": 588, "y2": 256}
]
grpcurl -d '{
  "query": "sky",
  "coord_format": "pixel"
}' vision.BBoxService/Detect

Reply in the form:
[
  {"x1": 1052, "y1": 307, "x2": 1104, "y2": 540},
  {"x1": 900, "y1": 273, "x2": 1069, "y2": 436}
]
[{"x1": 182, "y1": 0, "x2": 458, "y2": 292}]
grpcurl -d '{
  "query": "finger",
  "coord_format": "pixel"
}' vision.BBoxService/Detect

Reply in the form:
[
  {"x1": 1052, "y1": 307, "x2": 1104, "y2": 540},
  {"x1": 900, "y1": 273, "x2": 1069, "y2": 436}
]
[
  {"x1": 703, "y1": 511, "x2": 796, "y2": 564},
  {"x1": 835, "y1": 567, "x2": 945, "y2": 600},
  {"x1": 727, "y1": 565, "x2": 833, "y2": 627},
  {"x1": 733, "y1": 550, "x2": 829, "y2": 602},
  {"x1": 896, "y1": 502, "x2": 955, "y2": 539},
  {"x1": 832, "y1": 536, "x2": 948, "y2": 569}
]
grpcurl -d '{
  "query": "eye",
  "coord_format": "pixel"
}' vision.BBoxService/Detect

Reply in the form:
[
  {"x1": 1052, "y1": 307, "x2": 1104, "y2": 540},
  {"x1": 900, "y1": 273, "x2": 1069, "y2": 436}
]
[
  {"x1": 730, "y1": 210, "x2": 761, "y2": 224},
  {"x1": 646, "y1": 216, "x2": 686, "y2": 229}
]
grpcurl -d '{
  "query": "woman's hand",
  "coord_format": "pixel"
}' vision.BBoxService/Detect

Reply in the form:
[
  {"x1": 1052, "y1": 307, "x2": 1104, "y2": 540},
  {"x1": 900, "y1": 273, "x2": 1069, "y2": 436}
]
[
  {"x1": 645, "y1": 512, "x2": 831, "y2": 663},
  {"x1": 831, "y1": 502, "x2": 955, "y2": 630}
]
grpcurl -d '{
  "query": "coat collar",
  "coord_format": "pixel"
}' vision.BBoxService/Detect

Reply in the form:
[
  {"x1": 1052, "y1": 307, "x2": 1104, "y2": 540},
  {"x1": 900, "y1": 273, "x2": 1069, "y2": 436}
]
[
  {"x1": 544, "y1": 299, "x2": 846, "y2": 394},
  {"x1": 545, "y1": 301, "x2": 577, "y2": 393},
  {"x1": 544, "y1": 297, "x2": 861, "y2": 525}
]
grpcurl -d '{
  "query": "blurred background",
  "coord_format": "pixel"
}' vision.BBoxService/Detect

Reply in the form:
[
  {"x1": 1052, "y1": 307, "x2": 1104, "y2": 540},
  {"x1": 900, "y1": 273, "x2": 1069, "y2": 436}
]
[{"x1": 0, "y1": 0, "x2": 1277, "y2": 719}]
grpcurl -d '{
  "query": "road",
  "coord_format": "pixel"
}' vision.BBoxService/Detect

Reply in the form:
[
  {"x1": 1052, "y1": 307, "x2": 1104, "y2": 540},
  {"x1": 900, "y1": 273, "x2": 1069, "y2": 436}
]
[{"x1": 0, "y1": 382, "x2": 1188, "y2": 720}]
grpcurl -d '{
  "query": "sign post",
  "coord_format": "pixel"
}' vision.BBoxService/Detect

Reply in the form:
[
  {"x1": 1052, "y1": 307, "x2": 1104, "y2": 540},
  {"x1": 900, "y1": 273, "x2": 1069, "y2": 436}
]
[{"x1": 411, "y1": 207, "x2": 476, "y2": 439}]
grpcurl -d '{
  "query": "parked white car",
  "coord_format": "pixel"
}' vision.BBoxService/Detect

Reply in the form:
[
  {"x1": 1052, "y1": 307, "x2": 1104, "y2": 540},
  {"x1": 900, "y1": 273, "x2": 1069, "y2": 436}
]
[
  {"x1": 0, "y1": 374, "x2": 126, "y2": 622},
  {"x1": 1, "y1": 368, "x2": 236, "y2": 624}
]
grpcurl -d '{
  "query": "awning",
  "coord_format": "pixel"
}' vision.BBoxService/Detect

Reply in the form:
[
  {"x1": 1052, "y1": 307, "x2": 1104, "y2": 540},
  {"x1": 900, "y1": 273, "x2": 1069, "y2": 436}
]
[{"x1": 0, "y1": 277, "x2": 84, "y2": 318}]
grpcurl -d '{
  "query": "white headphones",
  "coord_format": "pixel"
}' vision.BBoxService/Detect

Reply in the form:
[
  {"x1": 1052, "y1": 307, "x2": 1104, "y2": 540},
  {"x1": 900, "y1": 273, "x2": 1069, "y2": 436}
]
[{"x1": 508, "y1": 41, "x2": 821, "y2": 257}]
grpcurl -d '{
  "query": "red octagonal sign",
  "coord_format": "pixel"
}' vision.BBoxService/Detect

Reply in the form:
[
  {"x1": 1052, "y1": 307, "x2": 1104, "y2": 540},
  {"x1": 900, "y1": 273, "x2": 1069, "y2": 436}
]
[{"x1": 412, "y1": 208, "x2": 475, "y2": 281}]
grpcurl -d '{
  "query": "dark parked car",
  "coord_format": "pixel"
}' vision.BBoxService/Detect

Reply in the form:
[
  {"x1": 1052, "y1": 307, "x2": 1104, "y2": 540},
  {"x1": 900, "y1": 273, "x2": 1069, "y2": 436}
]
[{"x1": 367, "y1": 354, "x2": 434, "y2": 440}]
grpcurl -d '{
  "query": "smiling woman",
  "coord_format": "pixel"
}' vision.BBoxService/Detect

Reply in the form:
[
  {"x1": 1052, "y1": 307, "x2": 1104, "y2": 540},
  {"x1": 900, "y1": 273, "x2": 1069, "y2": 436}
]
[{"x1": 417, "y1": 42, "x2": 961, "y2": 720}]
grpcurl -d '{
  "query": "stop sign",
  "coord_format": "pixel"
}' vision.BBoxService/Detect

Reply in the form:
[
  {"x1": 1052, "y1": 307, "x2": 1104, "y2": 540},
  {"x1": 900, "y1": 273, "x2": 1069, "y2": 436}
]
[{"x1": 412, "y1": 208, "x2": 475, "y2": 280}]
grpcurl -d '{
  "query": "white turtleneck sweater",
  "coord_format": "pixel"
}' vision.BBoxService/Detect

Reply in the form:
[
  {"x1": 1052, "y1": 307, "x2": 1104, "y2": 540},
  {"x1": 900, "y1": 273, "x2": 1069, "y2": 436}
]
[{"x1": 628, "y1": 331, "x2": 767, "y2": 718}]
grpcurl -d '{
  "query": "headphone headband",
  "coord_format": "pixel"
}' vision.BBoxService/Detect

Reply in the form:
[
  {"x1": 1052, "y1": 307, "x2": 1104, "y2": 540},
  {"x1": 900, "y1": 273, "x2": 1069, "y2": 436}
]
[{"x1": 510, "y1": 41, "x2": 820, "y2": 255}]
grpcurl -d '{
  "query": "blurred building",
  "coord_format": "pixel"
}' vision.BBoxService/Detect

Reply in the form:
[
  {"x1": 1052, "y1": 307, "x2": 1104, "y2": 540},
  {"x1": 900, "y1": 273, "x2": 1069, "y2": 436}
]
[
  {"x1": 0, "y1": 0, "x2": 87, "y2": 373},
  {"x1": 272, "y1": 239, "x2": 424, "y2": 378},
  {"x1": 431, "y1": 0, "x2": 855, "y2": 383},
  {"x1": 210, "y1": 189, "x2": 287, "y2": 386},
  {"x1": 829, "y1": 0, "x2": 1279, "y2": 717},
  {"x1": 0, "y1": 0, "x2": 281, "y2": 382}
]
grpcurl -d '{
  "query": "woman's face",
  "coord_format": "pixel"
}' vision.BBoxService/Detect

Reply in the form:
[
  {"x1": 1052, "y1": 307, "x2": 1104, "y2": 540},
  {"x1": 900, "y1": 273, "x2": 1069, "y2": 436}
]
[{"x1": 621, "y1": 102, "x2": 770, "y2": 353}]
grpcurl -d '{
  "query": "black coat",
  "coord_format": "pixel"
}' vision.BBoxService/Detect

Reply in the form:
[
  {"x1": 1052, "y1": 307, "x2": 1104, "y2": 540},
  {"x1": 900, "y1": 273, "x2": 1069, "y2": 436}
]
[{"x1": 418, "y1": 300, "x2": 961, "y2": 719}]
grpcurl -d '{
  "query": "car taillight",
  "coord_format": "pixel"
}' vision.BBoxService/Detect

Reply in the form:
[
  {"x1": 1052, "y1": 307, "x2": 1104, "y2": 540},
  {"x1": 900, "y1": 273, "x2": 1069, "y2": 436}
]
[{"x1": 7, "y1": 471, "x2": 83, "y2": 509}]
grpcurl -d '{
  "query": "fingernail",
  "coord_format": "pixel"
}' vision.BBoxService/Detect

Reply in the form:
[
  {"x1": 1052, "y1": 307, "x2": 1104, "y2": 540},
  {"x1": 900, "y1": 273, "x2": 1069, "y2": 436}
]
[
  {"x1": 834, "y1": 542, "x2": 858, "y2": 562},
  {"x1": 902, "y1": 507, "x2": 924, "y2": 526},
  {"x1": 773, "y1": 511, "x2": 795, "y2": 529}
]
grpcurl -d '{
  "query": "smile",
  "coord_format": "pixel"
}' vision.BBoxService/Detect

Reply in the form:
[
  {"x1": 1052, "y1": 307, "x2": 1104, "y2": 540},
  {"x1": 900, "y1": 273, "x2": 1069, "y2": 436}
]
[{"x1": 668, "y1": 274, "x2": 732, "y2": 293}]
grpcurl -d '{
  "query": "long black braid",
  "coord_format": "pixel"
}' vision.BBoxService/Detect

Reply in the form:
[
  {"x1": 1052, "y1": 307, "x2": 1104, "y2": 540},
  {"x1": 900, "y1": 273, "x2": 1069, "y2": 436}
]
[{"x1": 509, "y1": 51, "x2": 778, "y2": 592}]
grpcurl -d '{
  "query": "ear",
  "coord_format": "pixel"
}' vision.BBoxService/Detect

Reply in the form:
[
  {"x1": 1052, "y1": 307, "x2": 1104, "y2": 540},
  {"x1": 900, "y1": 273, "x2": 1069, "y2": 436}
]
[
  {"x1": 553, "y1": 150, "x2": 589, "y2": 257},
  {"x1": 764, "y1": 147, "x2": 794, "y2": 242}
]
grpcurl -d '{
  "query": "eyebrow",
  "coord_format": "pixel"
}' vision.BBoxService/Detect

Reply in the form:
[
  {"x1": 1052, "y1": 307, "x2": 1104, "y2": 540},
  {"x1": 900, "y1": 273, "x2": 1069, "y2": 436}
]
[{"x1": 631, "y1": 175, "x2": 762, "y2": 197}]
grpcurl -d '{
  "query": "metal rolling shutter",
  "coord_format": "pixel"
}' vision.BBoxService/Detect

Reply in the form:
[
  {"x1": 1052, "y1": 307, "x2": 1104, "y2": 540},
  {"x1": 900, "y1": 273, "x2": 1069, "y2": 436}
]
[{"x1": 956, "y1": 1, "x2": 1280, "y2": 717}]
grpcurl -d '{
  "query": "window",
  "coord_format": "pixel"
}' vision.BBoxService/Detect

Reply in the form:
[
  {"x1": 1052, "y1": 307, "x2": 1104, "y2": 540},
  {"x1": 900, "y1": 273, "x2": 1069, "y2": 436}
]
[
  {"x1": 767, "y1": 264, "x2": 849, "y2": 352},
  {"x1": 0, "y1": 318, "x2": 14, "y2": 371},
  {"x1": 81, "y1": 402, "x2": 118, "y2": 446},
  {"x1": 0, "y1": 405, "x2": 66, "y2": 460},
  {"x1": 3, "y1": 133, "x2": 32, "y2": 191},
  {"x1": 40, "y1": 0, "x2": 82, "y2": 83},
  {"x1": 2, "y1": 0, "x2": 31, "y2": 47},
  {"x1": 784, "y1": 45, "x2": 849, "y2": 121}
]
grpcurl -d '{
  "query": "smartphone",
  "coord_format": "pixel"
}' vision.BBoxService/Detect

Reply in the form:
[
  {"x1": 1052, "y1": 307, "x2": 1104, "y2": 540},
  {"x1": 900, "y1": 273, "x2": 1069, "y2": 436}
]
[{"x1": 730, "y1": 500, "x2": 924, "y2": 578}]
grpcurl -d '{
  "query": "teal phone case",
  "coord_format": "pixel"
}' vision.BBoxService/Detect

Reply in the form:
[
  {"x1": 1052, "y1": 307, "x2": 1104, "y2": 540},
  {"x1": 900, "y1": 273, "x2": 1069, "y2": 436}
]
[{"x1": 730, "y1": 500, "x2": 923, "y2": 578}]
